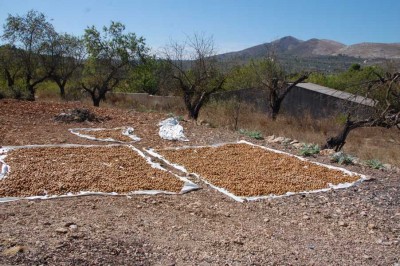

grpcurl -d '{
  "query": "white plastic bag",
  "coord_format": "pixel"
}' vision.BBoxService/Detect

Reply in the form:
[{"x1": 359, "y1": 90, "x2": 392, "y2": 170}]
[{"x1": 158, "y1": 118, "x2": 189, "y2": 141}]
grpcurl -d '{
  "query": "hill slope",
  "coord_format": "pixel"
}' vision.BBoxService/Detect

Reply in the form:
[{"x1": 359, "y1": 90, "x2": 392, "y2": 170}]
[{"x1": 216, "y1": 36, "x2": 400, "y2": 72}]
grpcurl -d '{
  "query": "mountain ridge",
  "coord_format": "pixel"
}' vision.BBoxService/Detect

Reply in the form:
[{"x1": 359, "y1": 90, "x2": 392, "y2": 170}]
[{"x1": 217, "y1": 36, "x2": 400, "y2": 60}]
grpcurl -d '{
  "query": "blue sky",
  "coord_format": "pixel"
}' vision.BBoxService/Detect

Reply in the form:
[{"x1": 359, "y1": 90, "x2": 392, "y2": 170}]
[{"x1": 0, "y1": 0, "x2": 399, "y2": 54}]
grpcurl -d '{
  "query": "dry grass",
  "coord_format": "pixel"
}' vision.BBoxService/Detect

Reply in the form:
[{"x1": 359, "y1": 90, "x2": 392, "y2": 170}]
[{"x1": 200, "y1": 99, "x2": 400, "y2": 167}]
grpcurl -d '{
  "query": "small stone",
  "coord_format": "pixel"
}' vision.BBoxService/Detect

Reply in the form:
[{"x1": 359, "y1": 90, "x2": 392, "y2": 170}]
[
  {"x1": 69, "y1": 224, "x2": 78, "y2": 231},
  {"x1": 55, "y1": 227, "x2": 68, "y2": 234},
  {"x1": 320, "y1": 149, "x2": 335, "y2": 156},
  {"x1": 368, "y1": 224, "x2": 377, "y2": 230},
  {"x1": 293, "y1": 143, "x2": 304, "y2": 149},
  {"x1": 303, "y1": 215, "x2": 310, "y2": 220},
  {"x1": 363, "y1": 255, "x2": 372, "y2": 260},
  {"x1": 263, "y1": 218, "x2": 270, "y2": 222},
  {"x1": 266, "y1": 135, "x2": 276, "y2": 143},
  {"x1": 360, "y1": 211, "x2": 367, "y2": 217},
  {"x1": 338, "y1": 221, "x2": 348, "y2": 227},
  {"x1": 2, "y1": 245, "x2": 27, "y2": 256},
  {"x1": 272, "y1": 137, "x2": 285, "y2": 143}
]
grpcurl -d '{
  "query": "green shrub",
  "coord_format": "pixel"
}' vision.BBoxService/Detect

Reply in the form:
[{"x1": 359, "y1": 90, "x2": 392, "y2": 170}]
[
  {"x1": 299, "y1": 144, "x2": 320, "y2": 157},
  {"x1": 365, "y1": 159, "x2": 385, "y2": 169},
  {"x1": 239, "y1": 129, "x2": 263, "y2": 140},
  {"x1": 330, "y1": 152, "x2": 355, "y2": 165}
]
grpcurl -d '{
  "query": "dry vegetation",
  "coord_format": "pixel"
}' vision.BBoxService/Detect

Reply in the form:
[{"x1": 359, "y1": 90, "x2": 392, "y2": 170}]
[
  {"x1": 200, "y1": 100, "x2": 400, "y2": 166},
  {"x1": 0, "y1": 146, "x2": 184, "y2": 197},
  {"x1": 158, "y1": 143, "x2": 360, "y2": 197}
]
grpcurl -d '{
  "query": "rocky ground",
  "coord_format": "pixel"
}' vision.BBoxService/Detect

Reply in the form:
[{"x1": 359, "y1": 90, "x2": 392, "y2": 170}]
[{"x1": 0, "y1": 99, "x2": 399, "y2": 265}]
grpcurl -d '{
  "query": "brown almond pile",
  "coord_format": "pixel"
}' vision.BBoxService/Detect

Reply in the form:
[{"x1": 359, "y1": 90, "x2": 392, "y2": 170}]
[
  {"x1": 0, "y1": 146, "x2": 183, "y2": 197},
  {"x1": 158, "y1": 143, "x2": 361, "y2": 197},
  {"x1": 75, "y1": 129, "x2": 135, "y2": 142}
]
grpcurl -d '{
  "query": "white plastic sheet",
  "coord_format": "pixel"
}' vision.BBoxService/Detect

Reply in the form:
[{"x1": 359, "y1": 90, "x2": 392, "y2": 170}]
[
  {"x1": 0, "y1": 147, "x2": 10, "y2": 180},
  {"x1": 158, "y1": 118, "x2": 188, "y2": 141},
  {"x1": 147, "y1": 140, "x2": 368, "y2": 202},
  {"x1": 69, "y1": 126, "x2": 141, "y2": 143}
]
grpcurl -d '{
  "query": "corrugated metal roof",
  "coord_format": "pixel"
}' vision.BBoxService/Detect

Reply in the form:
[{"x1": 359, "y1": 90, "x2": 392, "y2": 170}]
[{"x1": 295, "y1": 83, "x2": 376, "y2": 107}]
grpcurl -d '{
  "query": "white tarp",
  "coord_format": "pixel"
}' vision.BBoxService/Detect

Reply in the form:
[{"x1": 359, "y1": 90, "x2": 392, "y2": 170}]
[
  {"x1": 69, "y1": 126, "x2": 141, "y2": 143},
  {"x1": 158, "y1": 118, "x2": 189, "y2": 141},
  {"x1": 0, "y1": 148, "x2": 10, "y2": 180}
]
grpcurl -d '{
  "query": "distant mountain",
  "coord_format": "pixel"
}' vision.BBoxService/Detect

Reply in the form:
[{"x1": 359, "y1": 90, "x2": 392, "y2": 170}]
[
  {"x1": 335, "y1": 42, "x2": 400, "y2": 59},
  {"x1": 216, "y1": 36, "x2": 400, "y2": 73},
  {"x1": 289, "y1": 39, "x2": 346, "y2": 57},
  {"x1": 217, "y1": 36, "x2": 400, "y2": 60}
]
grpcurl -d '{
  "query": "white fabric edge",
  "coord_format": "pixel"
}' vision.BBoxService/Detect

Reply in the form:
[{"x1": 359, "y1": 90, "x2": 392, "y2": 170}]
[
  {"x1": 139, "y1": 147, "x2": 199, "y2": 193},
  {"x1": 0, "y1": 144, "x2": 199, "y2": 203},
  {"x1": 69, "y1": 127, "x2": 141, "y2": 143},
  {"x1": 151, "y1": 141, "x2": 368, "y2": 202},
  {"x1": 0, "y1": 147, "x2": 11, "y2": 180}
]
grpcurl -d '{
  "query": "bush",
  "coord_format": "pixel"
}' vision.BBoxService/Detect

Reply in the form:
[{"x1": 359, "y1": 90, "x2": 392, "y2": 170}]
[
  {"x1": 299, "y1": 144, "x2": 320, "y2": 157},
  {"x1": 330, "y1": 152, "x2": 355, "y2": 165},
  {"x1": 239, "y1": 129, "x2": 263, "y2": 140},
  {"x1": 365, "y1": 159, "x2": 385, "y2": 170}
]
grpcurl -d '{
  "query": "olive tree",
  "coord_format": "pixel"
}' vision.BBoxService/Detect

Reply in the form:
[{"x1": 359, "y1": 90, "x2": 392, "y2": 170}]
[
  {"x1": 81, "y1": 21, "x2": 148, "y2": 106},
  {"x1": 2, "y1": 10, "x2": 56, "y2": 100},
  {"x1": 165, "y1": 34, "x2": 225, "y2": 120}
]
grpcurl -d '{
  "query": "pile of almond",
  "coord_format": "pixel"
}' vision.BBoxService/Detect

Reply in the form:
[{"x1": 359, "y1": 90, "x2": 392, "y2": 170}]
[
  {"x1": 158, "y1": 144, "x2": 360, "y2": 197},
  {"x1": 0, "y1": 146, "x2": 183, "y2": 197}
]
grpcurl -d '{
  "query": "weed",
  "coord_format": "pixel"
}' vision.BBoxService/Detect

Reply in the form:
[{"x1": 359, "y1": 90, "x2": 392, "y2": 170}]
[
  {"x1": 330, "y1": 152, "x2": 355, "y2": 165},
  {"x1": 239, "y1": 129, "x2": 263, "y2": 140},
  {"x1": 365, "y1": 159, "x2": 385, "y2": 169},
  {"x1": 299, "y1": 144, "x2": 320, "y2": 157}
]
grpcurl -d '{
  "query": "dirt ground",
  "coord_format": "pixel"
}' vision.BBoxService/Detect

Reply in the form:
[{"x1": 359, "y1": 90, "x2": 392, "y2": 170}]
[{"x1": 0, "y1": 99, "x2": 399, "y2": 265}]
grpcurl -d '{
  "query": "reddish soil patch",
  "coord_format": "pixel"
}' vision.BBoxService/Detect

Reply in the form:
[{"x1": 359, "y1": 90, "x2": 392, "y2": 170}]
[{"x1": 0, "y1": 99, "x2": 240, "y2": 148}]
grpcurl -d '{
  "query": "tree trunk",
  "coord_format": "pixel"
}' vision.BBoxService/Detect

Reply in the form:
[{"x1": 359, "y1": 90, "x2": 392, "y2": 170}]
[
  {"x1": 324, "y1": 124, "x2": 353, "y2": 151},
  {"x1": 189, "y1": 108, "x2": 199, "y2": 120},
  {"x1": 92, "y1": 96, "x2": 101, "y2": 107},
  {"x1": 60, "y1": 86, "x2": 66, "y2": 100},
  {"x1": 27, "y1": 85, "x2": 35, "y2": 101},
  {"x1": 270, "y1": 98, "x2": 282, "y2": 121}
]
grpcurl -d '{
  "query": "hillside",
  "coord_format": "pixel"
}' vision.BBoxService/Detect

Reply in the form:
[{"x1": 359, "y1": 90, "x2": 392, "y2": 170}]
[{"x1": 217, "y1": 36, "x2": 400, "y2": 73}]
